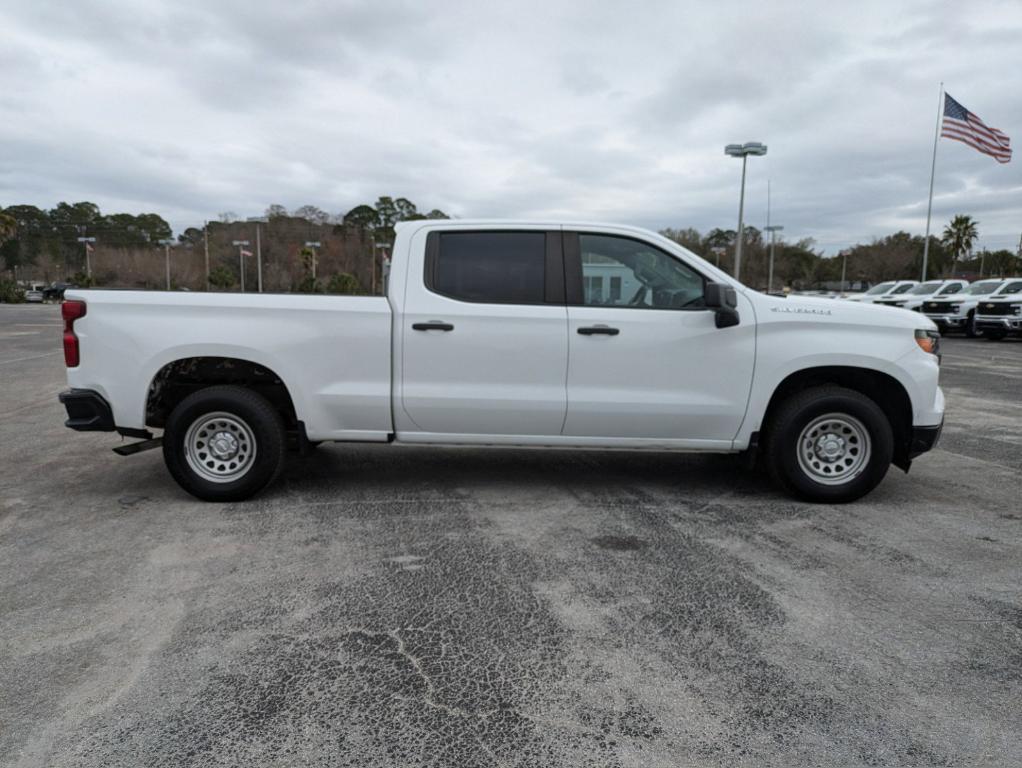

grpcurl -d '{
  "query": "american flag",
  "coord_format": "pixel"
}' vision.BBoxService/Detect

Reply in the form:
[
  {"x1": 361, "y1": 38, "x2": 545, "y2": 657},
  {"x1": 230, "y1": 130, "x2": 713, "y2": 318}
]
[{"x1": 941, "y1": 93, "x2": 1011, "y2": 163}]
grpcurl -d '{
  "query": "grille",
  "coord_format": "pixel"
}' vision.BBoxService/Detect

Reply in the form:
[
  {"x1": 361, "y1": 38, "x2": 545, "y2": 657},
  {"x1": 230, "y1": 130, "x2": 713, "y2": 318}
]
[
  {"x1": 978, "y1": 302, "x2": 1020, "y2": 316},
  {"x1": 923, "y1": 301, "x2": 959, "y2": 313}
]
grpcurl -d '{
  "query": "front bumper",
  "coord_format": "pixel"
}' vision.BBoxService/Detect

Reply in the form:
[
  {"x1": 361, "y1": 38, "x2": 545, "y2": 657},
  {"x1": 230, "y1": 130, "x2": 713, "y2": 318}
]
[
  {"x1": 58, "y1": 389, "x2": 152, "y2": 438},
  {"x1": 923, "y1": 313, "x2": 967, "y2": 328},
  {"x1": 975, "y1": 316, "x2": 1022, "y2": 332},
  {"x1": 908, "y1": 421, "x2": 943, "y2": 459}
]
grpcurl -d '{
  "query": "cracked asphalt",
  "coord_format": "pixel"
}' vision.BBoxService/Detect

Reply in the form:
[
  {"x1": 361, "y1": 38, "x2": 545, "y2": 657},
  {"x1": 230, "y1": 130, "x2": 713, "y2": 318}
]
[{"x1": 1, "y1": 303, "x2": 1020, "y2": 767}]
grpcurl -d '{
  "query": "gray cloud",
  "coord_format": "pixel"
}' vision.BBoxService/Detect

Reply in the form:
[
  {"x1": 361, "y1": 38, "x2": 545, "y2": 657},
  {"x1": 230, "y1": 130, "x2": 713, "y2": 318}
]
[{"x1": 1, "y1": 0, "x2": 1020, "y2": 254}]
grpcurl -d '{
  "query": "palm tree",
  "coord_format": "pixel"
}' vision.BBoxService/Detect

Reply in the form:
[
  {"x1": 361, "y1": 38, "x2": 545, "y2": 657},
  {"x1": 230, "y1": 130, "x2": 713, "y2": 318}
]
[{"x1": 941, "y1": 215, "x2": 979, "y2": 277}]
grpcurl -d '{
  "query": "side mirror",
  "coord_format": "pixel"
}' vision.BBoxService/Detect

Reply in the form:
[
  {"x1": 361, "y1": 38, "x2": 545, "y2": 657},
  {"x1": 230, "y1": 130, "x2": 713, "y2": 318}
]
[{"x1": 704, "y1": 282, "x2": 740, "y2": 328}]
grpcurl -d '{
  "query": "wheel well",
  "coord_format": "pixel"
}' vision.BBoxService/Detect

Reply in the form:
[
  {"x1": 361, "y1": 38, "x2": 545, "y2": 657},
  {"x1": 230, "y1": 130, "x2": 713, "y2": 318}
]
[
  {"x1": 761, "y1": 366, "x2": 913, "y2": 468},
  {"x1": 146, "y1": 357, "x2": 298, "y2": 431}
]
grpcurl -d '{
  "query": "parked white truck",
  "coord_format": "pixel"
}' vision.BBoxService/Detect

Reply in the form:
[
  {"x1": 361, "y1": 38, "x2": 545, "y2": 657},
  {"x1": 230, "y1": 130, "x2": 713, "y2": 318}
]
[
  {"x1": 59, "y1": 220, "x2": 944, "y2": 503},
  {"x1": 973, "y1": 280, "x2": 1022, "y2": 340},
  {"x1": 872, "y1": 279, "x2": 969, "y2": 312},
  {"x1": 921, "y1": 278, "x2": 1018, "y2": 337}
]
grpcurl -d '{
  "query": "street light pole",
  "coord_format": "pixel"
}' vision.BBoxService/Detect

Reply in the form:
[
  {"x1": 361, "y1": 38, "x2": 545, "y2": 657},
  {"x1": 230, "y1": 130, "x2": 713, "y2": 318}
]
[
  {"x1": 840, "y1": 252, "x2": 848, "y2": 294},
  {"x1": 159, "y1": 239, "x2": 174, "y2": 290},
  {"x1": 764, "y1": 225, "x2": 783, "y2": 293},
  {"x1": 232, "y1": 240, "x2": 250, "y2": 292},
  {"x1": 724, "y1": 142, "x2": 767, "y2": 282}
]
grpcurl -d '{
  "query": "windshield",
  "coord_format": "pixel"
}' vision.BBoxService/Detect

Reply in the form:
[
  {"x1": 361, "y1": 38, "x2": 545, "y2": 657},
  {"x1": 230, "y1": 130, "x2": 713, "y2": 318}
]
[
  {"x1": 892, "y1": 283, "x2": 915, "y2": 294},
  {"x1": 967, "y1": 280, "x2": 1004, "y2": 295},
  {"x1": 938, "y1": 283, "x2": 964, "y2": 295},
  {"x1": 996, "y1": 281, "x2": 1022, "y2": 295},
  {"x1": 909, "y1": 282, "x2": 943, "y2": 295},
  {"x1": 865, "y1": 281, "x2": 895, "y2": 295}
]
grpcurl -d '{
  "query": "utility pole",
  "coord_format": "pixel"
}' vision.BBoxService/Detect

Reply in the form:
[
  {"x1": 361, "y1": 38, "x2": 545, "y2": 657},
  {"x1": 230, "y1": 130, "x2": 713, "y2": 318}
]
[
  {"x1": 256, "y1": 223, "x2": 263, "y2": 293},
  {"x1": 76, "y1": 236, "x2": 96, "y2": 279},
  {"x1": 764, "y1": 225, "x2": 783, "y2": 293},
  {"x1": 159, "y1": 239, "x2": 174, "y2": 290},
  {"x1": 203, "y1": 222, "x2": 210, "y2": 290},
  {"x1": 232, "y1": 240, "x2": 250, "y2": 292},
  {"x1": 304, "y1": 241, "x2": 321, "y2": 281},
  {"x1": 840, "y1": 252, "x2": 848, "y2": 294}
]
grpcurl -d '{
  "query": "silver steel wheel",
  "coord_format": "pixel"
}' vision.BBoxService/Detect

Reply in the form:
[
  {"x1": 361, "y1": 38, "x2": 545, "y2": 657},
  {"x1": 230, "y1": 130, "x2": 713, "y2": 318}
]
[
  {"x1": 183, "y1": 411, "x2": 257, "y2": 484},
  {"x1": 796, "y1": 412, "x2": 871, "y2": 486}
]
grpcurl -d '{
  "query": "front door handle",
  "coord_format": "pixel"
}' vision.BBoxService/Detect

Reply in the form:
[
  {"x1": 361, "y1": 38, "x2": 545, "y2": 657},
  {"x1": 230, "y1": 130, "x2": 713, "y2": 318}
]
[
  {"x1": 412, "y1": 321, "x2": 455, "y2": 331},
  {"x1": 577, "y1": 325, "x2": 619, "y2": 336}
]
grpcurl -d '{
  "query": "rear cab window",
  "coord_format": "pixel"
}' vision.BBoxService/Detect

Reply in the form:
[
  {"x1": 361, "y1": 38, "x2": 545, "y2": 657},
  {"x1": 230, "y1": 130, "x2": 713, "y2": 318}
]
[{"x1": 424, "y1": 231, "x2": 562, "y2": 304}]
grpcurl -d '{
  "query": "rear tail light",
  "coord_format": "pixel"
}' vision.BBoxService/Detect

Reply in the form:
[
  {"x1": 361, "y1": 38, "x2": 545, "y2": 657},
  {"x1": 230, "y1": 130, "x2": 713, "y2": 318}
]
[{"x1": 62, "y1": 300, "x2": 86, "y2": 367}]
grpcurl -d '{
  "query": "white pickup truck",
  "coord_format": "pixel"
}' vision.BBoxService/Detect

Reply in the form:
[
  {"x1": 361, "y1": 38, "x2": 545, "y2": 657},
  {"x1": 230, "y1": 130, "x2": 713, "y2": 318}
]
[
  {"x1": 59, "y1": 220, "x2": 945, "y2": 503},
  {"x1": 921, "y1": 278, "x2": 1019, "y2": 337}
]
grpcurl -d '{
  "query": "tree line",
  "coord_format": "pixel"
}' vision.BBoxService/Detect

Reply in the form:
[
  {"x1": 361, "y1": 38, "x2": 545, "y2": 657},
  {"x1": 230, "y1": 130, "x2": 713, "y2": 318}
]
[
  {"x1": 661, "y1": 213, "x2": 1019, "y2": 290},
  {"x1": 2, "y1": 198, "x2": 1018, "y2": 294}
]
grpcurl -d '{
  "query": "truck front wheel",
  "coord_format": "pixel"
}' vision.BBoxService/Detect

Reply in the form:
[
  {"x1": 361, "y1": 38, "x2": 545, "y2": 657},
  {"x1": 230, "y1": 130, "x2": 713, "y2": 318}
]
[
  {"x1": 163, "y1": 385, "x2": 286, "y2": 502},
  {"x1": 765, "y1": 385, "x2": 894, "y2": 503}
]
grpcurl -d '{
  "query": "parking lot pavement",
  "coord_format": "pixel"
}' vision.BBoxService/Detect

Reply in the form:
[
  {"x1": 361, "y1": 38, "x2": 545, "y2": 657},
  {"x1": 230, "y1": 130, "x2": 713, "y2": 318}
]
[{"x1": 1, "y1": 302, "x2": 1019, "y2": 767}]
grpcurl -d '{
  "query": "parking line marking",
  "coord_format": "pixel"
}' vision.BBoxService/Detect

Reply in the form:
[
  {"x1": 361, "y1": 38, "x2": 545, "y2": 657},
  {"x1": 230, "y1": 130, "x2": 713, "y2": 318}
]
[
  {"x1": 0, "y1": 388, "x2": 65, "y2": 418},
  {"x1": 0, "y1": 351, "x2": 62, "y2": 366}
]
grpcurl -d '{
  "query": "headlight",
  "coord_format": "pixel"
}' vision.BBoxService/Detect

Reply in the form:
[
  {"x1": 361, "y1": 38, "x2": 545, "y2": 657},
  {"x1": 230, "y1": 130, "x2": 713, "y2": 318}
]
[
  {"x1": 949, "y1": 304, "x2": 961, "y2": 313},
  {"x1": 915, "y1": 328, "x2": 940, "y2": 358}
]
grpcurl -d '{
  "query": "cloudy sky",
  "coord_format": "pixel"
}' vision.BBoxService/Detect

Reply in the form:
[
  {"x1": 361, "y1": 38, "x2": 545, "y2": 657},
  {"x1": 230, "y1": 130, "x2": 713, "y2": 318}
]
[{"x1": 2, "y1": 0, "x2": 1020, "y2": 253}]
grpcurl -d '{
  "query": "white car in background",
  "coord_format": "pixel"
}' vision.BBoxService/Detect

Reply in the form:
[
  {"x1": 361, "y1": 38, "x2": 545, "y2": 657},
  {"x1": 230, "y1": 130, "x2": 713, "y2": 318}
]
[
  {"x1": 920, "y1": 278, "x2": 1019, "y2": 337},
  {"x1": 844, "y1": 280, "x2": 919, "y2": 303},
  {"x1": 871, "y1": 280, "x2": 969, "y2": 312}
]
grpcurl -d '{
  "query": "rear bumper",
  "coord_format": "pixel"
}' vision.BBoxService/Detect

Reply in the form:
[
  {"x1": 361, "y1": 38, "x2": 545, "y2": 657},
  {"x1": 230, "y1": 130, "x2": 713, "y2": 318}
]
[
  {"x1": 59, "y1": 388, "x2": 115, "y2": 431},
  {"x1": 58, "y1": 389, "x2": 151, "y2": 438},
  {"x1": 908, "y1": 421, "x2": 943, "y2": 459}
]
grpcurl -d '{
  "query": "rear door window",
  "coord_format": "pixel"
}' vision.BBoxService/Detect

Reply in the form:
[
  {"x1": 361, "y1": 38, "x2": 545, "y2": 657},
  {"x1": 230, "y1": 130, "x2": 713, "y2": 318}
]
[{"x1": 426, "y1": 231, "x2": 558, "y2": 304}]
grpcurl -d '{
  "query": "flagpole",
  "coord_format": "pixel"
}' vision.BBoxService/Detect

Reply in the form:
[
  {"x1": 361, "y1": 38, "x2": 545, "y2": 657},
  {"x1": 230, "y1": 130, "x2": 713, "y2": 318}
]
[{"x1": 921, "y1": 82, "x2": 943, "y2": 281}]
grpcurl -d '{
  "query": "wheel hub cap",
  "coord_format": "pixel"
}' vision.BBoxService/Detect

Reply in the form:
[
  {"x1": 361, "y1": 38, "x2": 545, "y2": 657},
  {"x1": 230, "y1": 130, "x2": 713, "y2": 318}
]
[
  {"x1": 209, "y1": 431, "x2": 239, "y2": 460},
  {"x1": 814, "y1": 434, "x2": 846, "y2": 461}
]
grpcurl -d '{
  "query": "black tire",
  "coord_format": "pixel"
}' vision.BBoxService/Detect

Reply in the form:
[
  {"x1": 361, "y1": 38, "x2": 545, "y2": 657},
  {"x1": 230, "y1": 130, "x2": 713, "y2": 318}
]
[
  {"x1": 965, "y1": 310, "x2": 979, "y2": 338},
  {"x1": 163, "y1": 385, "x2": 286, "y2": 502},
  {"x1": 764, "y1": 385, "x2": 894, "y2": 503}
]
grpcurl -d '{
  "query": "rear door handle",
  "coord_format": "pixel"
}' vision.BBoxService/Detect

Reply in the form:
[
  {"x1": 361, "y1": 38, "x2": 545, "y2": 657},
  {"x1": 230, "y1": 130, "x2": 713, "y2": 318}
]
[
  {"x1": 412, "y1": 321, "x2": 454, "y2": 331},
  {"x1": 577, "y1": 325, "x2": 619, "y2": 336}
]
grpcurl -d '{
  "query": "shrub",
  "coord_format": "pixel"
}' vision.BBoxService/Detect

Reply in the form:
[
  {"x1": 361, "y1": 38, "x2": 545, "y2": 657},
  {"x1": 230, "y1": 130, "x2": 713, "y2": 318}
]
[
  {"x1": 325, "y1": 273, "x2": 364, "y2": 295},
  {"x1": 208, "y1": 266, "x2": 236, "y2": 291},
  {"x1": 295, "y1": 274, "x2": 323, "y2": 294},
  {"x1": 0, "y1": 278, "x2": 25, "y2": 303}
]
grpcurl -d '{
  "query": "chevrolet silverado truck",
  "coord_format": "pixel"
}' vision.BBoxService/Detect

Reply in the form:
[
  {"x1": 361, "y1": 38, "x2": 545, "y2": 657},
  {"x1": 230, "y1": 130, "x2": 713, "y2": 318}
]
[
  {"x1": 58, "y1": 220, "x2": 945, "y2": 503},
  {"x1": 921, "y1": 278, "x2": 1017, "y2": 337},
  {"x1": 974, "y1": 283, "x2": 1022, "y2": 340},
  {"x1": 843, "y1": 280, "x2": 919, "y2": 304},
  {"x1": 872, "y1": 279, "x2": 969, "y2": 312}
]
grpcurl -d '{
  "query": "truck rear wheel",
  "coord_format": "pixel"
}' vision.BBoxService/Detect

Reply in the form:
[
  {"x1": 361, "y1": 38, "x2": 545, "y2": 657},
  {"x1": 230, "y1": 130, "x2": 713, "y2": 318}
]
[
  {"x1": 765, "y1": 385, "x2": 894, "y2": 503},
  {"x1": 163, "y1": 385, "x2": 285, "y2": 502}
]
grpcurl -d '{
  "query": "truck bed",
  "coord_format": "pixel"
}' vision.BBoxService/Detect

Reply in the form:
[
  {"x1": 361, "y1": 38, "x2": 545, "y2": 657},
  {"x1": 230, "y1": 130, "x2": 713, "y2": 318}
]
[{"x1": 65, "y1": 290, "x2": 394, "y2": 441}]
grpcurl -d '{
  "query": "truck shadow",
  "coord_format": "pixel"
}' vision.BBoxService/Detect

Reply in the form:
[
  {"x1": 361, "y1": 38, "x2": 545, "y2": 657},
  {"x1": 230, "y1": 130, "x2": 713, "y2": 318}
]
[{"x1": 278, "y1": 443, "x2": 777, "y2": 500}]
